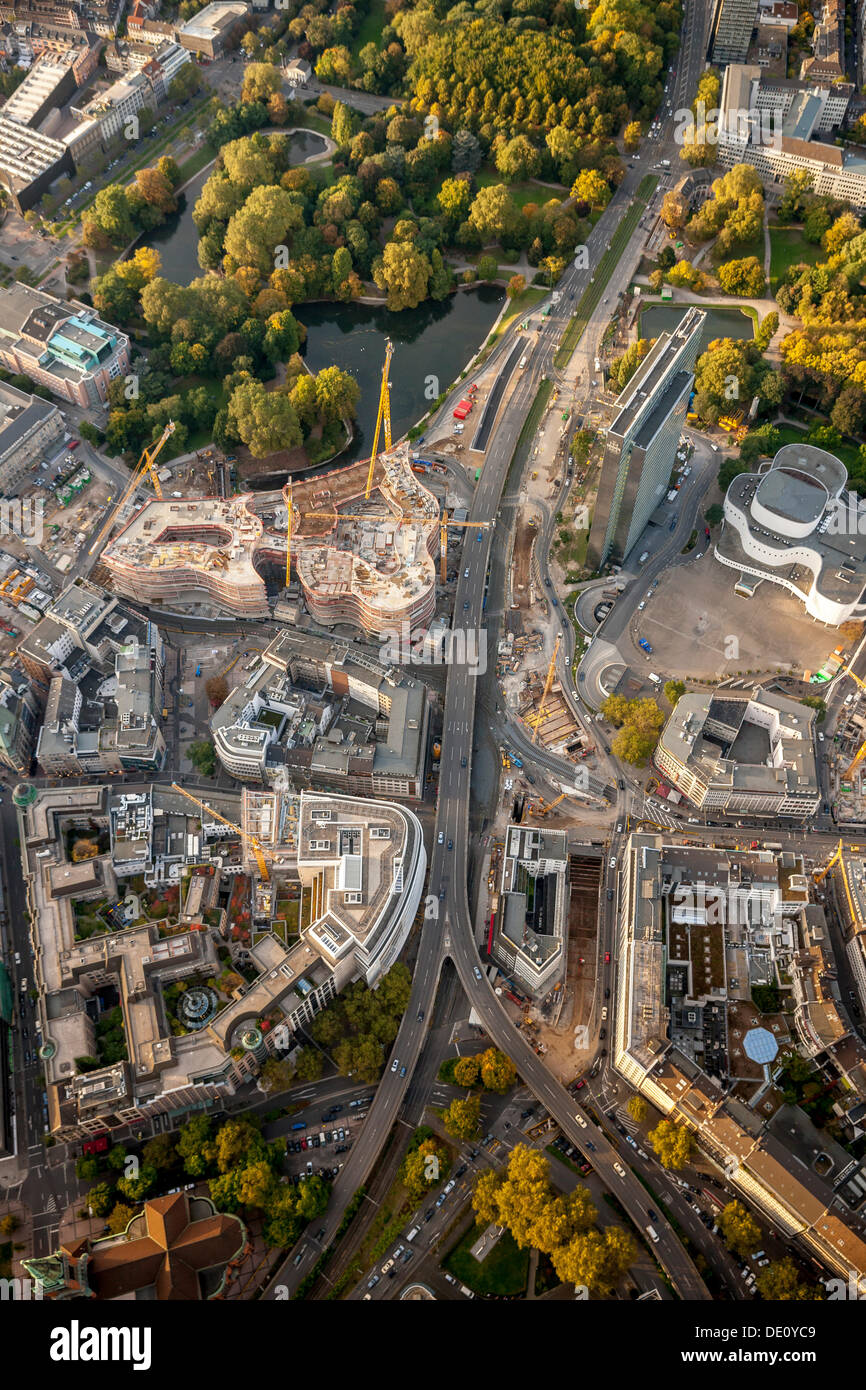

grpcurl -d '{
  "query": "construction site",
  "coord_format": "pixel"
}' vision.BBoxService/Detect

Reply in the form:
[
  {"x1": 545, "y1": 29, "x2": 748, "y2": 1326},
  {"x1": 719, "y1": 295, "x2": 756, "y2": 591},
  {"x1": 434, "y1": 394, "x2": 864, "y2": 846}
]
[{"x1": 826, "y1": 661, "x2": 866, "y2": 825}]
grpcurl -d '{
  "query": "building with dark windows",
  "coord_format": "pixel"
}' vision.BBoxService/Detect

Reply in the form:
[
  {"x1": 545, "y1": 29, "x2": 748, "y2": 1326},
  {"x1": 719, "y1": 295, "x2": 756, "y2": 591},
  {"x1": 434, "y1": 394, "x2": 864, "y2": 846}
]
[
  {"x1": 587, "y1": 307, "x2": 705, "y2": 569},
  {"x1": 710, "y1": 0, "x2": 759, "y2": 64}
]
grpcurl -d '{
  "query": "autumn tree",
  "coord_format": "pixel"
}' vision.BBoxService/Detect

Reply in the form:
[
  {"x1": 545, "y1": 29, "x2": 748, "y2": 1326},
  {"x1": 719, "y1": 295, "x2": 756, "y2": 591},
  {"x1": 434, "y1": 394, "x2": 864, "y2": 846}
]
[
  {"x1": 648, "y1": 1118, "x2": 694, "y2": 1170},
  {"x1": 453, "y1": 1055, "x2": 480, "y2": 1087},
  {"x1": 718, "y1": 1200, "x2": 762, "y2": 1258},
  {"x1": 553, "y1": 1225, "x2": 637, "y2": 1295},
  {"x1": 205, "y1": 676, "x2": 228, "y2": 708},
  {"x1": 372, "y1": 241, "x2": 431, "y2": 311},
  {"x1": 402, "y1": 1136, "x2": 450, "y2": 1202},
  {"x1": 570, "y1": 169, "x2": 611, "y2": 212},
  {"x1": 107, "y1": 1202, "x2": 137, "y2": 1236},
  {"x1": 226, "y1": 380, "x2": 302, "y2": 457},
  {"x1": 626, "y1": 1094, "x2": 648, "y2": 1123},
  {"x1": 507, "y1": 274, "x2": 526, "y2": 299},
  {"x1": 443, "y1": 1095, "x2": 482, "y2": 1140},
  {"x1": 479, "y1": 1047, "x2": 518, "y2": 1094},
  {"x1": 756, "y1": 1258, "x2": 822, "y2": 1301},
  {"x1": 241, "y1": 62, "x2": 282, "y2": 105}
]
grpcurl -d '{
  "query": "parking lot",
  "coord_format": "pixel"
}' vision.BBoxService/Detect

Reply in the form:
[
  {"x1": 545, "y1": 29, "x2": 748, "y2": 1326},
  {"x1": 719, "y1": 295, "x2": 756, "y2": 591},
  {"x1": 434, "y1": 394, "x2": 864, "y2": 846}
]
[{"x1": 629, "y1": 550, "x2": 838, "y2": 682}]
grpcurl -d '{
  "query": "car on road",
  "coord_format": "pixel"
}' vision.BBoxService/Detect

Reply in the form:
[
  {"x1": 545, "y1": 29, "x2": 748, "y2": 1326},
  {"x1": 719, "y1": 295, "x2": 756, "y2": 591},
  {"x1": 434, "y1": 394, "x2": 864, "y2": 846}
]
[
  {"x1": 461, "y1": 755, "x2": 467, "y2": 767},
  {"x1": 609, "y1": 856, "x2": 616, "y2": 869},
  {"x1": 438, "y1": 831, "x2": 444, "y2": 844},
  {"x1": 574, "y1": 1113, "x2": 587, "y2": 1128},
  {"x1": 367, "y1": 1274, "x2": 380, "y2": 1289},
  {"x1": 425, "y1": 1207, "x2": 435, "y2": 1221},
  {"x1": 473, "y1": 966, "x2": 483, "y2": 981},
  {"x1": 613, "y1": 1162, "x2": 626, "y2": 1177},
  {"x1": 447, "y1": 839, "x2": 453, "y2": 850},
  {"x1": 436, "y1": 1192, "x2": 447, "y2": 1208},
  {"x1": 618, "y1": 779, "x2": 625, "y2": 790},
  {"x1": 607, "y1": 888, "x2": 614, "y2": 900},
  {"x1": 604, "y1": 951, "x2": 610, "y2": 963},
  {"x1": 400, "y1": 1065, "x2": 407, "y2": 1077},
  {"x1": 391, "y1": 1058, "x2": 399, "y2": 1072},
  {"x1": 464, "y1": 568, "x2": 469, "y2": 578},
  {"x1": 417, "y1": 1010, "x2": 424, "y2": 1022},
  {"x1": 669, "y1": 517, "x2": 677, "y2": 531},
  {"x1": 463, "y1": 600, "x2": 470, "y2": 609}
]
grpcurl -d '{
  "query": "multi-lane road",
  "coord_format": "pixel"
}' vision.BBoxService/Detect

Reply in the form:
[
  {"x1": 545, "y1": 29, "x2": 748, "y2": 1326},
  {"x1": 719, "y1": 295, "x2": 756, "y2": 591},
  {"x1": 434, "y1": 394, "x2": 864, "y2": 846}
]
[{"x1": 267, "y1": 9, "x2": 720, "y2": 1286}]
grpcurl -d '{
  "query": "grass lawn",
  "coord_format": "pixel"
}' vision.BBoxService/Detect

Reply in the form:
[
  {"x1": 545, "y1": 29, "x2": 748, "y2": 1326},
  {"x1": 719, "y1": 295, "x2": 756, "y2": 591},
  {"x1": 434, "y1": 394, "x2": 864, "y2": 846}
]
[
  {"x1": 475, "y1": 168, "x2": 566, "y2": 209},
  {"x1": 710, "y1": 229, "x2": 764, "y2": 267},
  {"x1": 444, "y1": 1222, "x2": 529, "y2": 1296},
  {"x1": 776, "y1": 421, "x2": 861, "y2": 469},
  {"x1": 554, "y1": 174, "x2": 658, "y2": 369},
  {"x1": 353, "y1": 0, "x2": 387, "y2": 52},
  {"x1": 768, "y1": 226, "x2": 822, "y2": 291},
  {"x1": 177, "y1": 144, "x2": 216, "y2": 185},
  {"x1": 483, "y1": 284, "x2": 547, "y2": 353},
  {"x1": 298, "y1": 108, "x2": 334, "y2": 138}
]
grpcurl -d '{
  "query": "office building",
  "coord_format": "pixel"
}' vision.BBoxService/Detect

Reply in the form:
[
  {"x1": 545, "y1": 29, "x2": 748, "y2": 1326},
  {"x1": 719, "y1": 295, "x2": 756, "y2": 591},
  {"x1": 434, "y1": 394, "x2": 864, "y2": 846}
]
[
  {"x1": 211, "y1": 628, "x2": 429, "y2": 798},
  {"x1": 716, "y1": 442, "x2": 866, "y2": 624},
  {"x1": 0, "y1": 284, "x2": 130, "y2": 407},
  {"x1": 614, "y1": 831, "x2": 866, "y2": 1281},
  {"x1": 1, "y1": 53, "x2": 77, "y2": 125},
  {"x1": 655, "y1": 686, "x2": 821, "y2": 819},
  {"x1": 711, "y1": 0, "x2": 759, "y2": 64},
  {"x1": 24, "y1": 1191, "x2": 249, "y2": 1301},
  {"x1": 18, "y1": 579, "x2": 152, "y2": 683},
  {"x1": 36, "y1": 632, "x2": 166, "y2": 775},
  {"x1": 0, "y1": 665, "x2": 41, "y2": 773},
  {"x1": 0, "y1": 113, "x2": 74, "y2": 212},
  {"x1": 718, "y1": 63, "x2": 861, "y2": 204},
  {"x1": 0, "y1": 379, "x2": 64, "y2": 492},
  {"x1": 490, "y1": 824, "x2": 570, "y2": 994},
  {"x1": 587, "y1": 306, "x2": 705, "y2": 569},
  {"x1": 17, "y1": 781, "x2": 425, "y2": 1141},
  {"x1": 175, "y1": 0, "x2": 249, "y2": 56}
]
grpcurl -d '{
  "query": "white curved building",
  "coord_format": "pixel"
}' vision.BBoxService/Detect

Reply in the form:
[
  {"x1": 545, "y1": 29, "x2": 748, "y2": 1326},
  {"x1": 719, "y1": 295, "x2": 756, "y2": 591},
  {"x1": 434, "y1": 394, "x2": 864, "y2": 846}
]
[{"x1": 716, "y1": 443, "x2": 866, "y2": 625}]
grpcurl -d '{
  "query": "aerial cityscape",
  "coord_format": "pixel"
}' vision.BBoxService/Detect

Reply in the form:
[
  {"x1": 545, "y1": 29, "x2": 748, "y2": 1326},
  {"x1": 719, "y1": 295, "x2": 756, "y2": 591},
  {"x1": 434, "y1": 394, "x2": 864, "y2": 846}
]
[{"x1": 1, "y1": 0, "x2": 865, "y2": 1351}]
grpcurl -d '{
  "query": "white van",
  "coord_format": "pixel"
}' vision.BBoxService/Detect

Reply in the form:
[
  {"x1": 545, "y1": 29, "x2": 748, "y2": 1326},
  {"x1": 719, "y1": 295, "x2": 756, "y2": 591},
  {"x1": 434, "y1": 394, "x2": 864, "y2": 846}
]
[
  {"x1": 648, "y1": 672, "x2": 661, "y2": 685},
  {"x1": 518, "y1": 355, "x2": 528, "y2": 369}
]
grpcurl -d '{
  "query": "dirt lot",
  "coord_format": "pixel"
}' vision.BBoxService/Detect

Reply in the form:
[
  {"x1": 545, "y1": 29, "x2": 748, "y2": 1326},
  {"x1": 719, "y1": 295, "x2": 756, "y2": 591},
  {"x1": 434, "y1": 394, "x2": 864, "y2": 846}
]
[
  {"x1": 536, "y1": 853, "x2": 602, "y2": 1081},
  {"x1": 512, "y1": 519, "x2": 537, "y2": 612},
  {"x1": 631, "y1": 551, "x2": 840, "y2": 682}
]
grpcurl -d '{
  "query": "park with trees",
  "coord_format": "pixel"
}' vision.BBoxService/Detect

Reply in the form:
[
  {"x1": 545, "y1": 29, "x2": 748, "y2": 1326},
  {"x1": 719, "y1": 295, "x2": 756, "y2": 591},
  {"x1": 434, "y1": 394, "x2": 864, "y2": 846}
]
[{"x1": 470, "y1": 1145, "x2": 638, "y2": 1295}]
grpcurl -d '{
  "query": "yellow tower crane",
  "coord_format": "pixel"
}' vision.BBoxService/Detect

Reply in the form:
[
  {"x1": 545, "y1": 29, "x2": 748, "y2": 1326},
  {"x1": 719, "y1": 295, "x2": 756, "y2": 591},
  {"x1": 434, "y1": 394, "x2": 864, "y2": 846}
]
[
  {"x1": 813, "y1": 837, "x2": 863, "y2": 930},
  {"x1": 531, "y1": 791, "x2": 568, "y2": 816},
  {"x1": 843, "y1": 742, "x2": 866, "y2": 784},
  {"x1": 840, "y1": 665, "x2": 866, "y2": 693},
  {"x1": 171, "y1": 782, "x2": 271, "y2": 881},
  {"x1": 365, "y1": 338, "x2": 393, "y2": 501},
  {"x1": 283, "y1": 497, "x2": 489, "y2": 588},
  {"x1": 284, "y1": 479, "x2": 293, "y2": 589},
  {"x1": 531, "y1": 634, "x2": 562, "y2": 745},
  {"x1": 89, "y1": 420, "x2": 176, "y2": 556}
]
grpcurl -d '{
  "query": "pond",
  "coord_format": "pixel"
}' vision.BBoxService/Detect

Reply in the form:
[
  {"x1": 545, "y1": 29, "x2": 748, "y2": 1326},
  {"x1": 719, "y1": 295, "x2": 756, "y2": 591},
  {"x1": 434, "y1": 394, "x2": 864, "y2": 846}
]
[
  {"x1": 639, "y1": 304, "x2": 755, "y2": 350},
  {"x1": 298, "y1": 288, "x2": 505, "y2": 463},
  {"x1": 139, "y1": 129, "x2": 506, "y2": 464},
  {"x1": 142, "y1": 129, "x2": 330, "y2": 285}
]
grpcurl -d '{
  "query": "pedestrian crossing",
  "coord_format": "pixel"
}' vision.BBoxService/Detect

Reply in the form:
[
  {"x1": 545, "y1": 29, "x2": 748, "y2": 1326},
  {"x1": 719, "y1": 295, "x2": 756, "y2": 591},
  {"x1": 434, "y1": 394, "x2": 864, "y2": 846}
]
[
  {"x1": 641, "y1": 798, "x2": 681, "y2": 831},
  {"x1": 615, "y1": 1106, "x2": 639, "y2": 1135}
]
